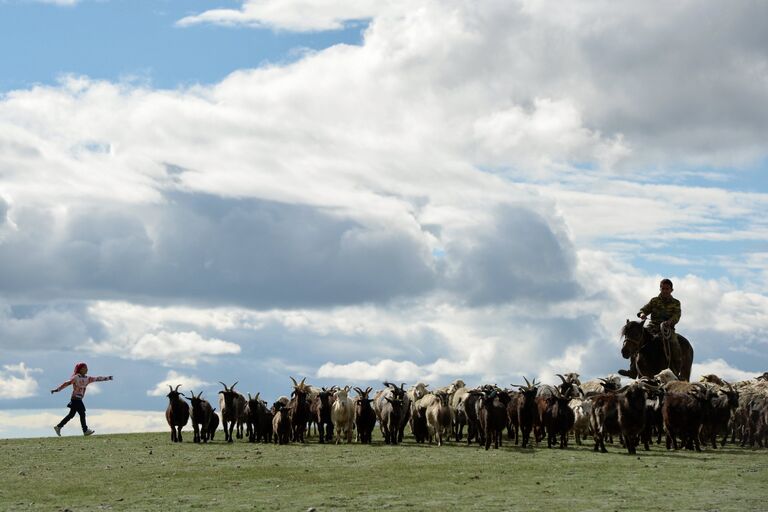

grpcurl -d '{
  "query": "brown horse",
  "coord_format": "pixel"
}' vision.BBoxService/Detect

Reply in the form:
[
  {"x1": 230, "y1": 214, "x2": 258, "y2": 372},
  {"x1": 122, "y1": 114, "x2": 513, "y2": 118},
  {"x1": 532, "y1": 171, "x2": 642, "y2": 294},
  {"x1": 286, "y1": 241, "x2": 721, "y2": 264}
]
[{"x1": 620, "y1": 319, "x2": 694, "y2": 381}]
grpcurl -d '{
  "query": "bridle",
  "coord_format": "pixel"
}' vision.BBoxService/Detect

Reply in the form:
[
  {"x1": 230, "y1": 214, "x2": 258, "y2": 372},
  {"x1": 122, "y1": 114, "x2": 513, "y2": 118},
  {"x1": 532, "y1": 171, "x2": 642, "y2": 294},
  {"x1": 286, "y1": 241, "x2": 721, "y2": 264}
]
[{"x1": 621, "y1": 321, "x2": 647, "y2": 358}]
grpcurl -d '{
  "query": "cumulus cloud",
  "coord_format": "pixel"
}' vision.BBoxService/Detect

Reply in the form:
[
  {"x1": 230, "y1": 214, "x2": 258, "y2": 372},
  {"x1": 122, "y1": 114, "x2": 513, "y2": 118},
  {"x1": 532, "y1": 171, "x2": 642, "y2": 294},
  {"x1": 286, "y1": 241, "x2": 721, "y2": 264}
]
[
  {"x1": 88, "y1": 330, "x2": 240, "y2": 366},
  {"x1": 177, "y1": 0, "x2": 381, "y2": 32},
  {"x1": 147, "y1": 370, "x2": 212, "y2": 397},
  {"x1": 0, "y1": 362, "x2": 42, "y2": 399},
  {"x1": 0, "y1": 409, "x2": 167, "y2": 438},
  {"x1": 691, "y1": 359, "x2": 758, "y2": 383},
  {"x1": 444, "y1": 205, "x2": 580, "y2": 305},
  {"x1": 1, "y1": 0, "x2": 768, "y2": 406}
]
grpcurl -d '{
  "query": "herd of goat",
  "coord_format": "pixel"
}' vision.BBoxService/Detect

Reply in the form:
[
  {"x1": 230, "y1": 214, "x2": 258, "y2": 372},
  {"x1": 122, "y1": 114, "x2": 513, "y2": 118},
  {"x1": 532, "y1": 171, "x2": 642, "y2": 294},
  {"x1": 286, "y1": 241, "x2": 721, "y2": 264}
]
[{"x1": 164, "y1": 371, "x2": 768, "y2": 454}]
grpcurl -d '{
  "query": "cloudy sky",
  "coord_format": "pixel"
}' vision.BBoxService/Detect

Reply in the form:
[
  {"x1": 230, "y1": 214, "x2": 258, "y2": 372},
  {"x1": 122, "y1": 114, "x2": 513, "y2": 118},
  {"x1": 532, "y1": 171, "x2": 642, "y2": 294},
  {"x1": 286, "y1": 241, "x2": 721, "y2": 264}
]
[{"x1": 1, "y1": 0, "x2": 767, "y2": 438}]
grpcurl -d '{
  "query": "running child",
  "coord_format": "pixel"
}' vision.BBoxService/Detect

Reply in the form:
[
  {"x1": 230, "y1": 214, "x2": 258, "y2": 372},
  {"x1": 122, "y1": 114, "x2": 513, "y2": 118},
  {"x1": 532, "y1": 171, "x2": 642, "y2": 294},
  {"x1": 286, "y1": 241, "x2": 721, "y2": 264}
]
[{"x1": 51, "y1": 362, "x2": 113, "y2": 436}]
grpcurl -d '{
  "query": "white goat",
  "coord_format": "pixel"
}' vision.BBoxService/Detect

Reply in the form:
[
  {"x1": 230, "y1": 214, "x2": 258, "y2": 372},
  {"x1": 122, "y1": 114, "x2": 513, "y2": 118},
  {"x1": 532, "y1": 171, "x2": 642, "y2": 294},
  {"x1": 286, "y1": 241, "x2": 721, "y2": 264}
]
[
  {"x1": 331, "y1": 386, "x2": 355, "y2": 444},
  {"x1": 426, "y1": 391, "x2": 453, "y2": 446}
]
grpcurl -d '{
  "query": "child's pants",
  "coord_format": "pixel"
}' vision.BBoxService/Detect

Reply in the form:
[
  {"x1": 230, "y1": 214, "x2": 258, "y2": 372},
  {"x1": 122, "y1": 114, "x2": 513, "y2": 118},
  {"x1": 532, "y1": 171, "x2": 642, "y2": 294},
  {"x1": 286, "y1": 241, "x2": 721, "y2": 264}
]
[{"x1": 58, "y1": 398, "x2": 88, "y2": 432}]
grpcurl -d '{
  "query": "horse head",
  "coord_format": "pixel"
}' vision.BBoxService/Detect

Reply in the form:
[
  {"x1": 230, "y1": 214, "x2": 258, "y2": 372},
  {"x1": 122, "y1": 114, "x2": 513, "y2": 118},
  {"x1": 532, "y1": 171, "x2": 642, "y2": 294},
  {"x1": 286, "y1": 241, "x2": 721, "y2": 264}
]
[{"x1": 620, "y1": 318, "x2": 646, "y2": 359}]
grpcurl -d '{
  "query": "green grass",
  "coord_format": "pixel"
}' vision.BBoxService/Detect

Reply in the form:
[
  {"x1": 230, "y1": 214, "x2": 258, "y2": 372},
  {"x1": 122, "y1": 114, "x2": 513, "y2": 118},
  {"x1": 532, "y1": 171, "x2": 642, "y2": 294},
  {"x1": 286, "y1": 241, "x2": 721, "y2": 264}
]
[{"x1": 1, "y1": 430, "x2": 766, "y2": 511}]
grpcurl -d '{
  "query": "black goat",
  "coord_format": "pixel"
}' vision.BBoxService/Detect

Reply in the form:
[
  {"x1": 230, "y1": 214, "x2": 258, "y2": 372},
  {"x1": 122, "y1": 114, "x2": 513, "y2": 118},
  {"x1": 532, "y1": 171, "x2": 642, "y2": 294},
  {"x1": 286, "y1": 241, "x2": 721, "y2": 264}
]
[
  {"x1": 185, "y1": 390, "x2": 214, "y2": 443},
  {"x1": 165, "y1": 384, "x2": 189, "y2": 443}
]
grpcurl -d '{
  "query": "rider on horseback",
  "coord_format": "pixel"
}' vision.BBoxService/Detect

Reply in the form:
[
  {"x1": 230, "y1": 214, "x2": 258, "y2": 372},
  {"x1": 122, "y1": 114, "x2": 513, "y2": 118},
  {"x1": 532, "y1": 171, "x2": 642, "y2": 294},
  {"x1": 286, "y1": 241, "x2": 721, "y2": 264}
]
[{"x1": 619, "y1": 278, "x2": 683, "y2": 378}]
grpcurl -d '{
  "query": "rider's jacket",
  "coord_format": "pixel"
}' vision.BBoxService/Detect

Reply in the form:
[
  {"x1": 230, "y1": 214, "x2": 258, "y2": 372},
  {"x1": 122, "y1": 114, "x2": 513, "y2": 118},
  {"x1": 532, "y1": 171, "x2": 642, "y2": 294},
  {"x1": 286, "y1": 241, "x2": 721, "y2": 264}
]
[{"x1": 639, "y1": 294, "x2": 681, "y2": 331}]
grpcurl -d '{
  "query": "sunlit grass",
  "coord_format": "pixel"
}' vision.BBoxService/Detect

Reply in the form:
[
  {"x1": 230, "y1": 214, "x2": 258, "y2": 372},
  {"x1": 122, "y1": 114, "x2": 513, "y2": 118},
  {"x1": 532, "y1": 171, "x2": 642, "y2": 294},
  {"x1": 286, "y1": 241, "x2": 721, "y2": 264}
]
[{"x1": 2, "y1": 430, "x2": 766, "y2": 511}]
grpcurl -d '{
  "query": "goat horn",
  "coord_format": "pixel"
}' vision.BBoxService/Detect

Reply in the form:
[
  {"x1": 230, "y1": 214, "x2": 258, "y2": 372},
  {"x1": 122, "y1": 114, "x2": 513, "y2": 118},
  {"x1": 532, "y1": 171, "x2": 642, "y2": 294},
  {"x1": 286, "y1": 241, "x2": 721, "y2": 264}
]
[
  {"x1": 174, "y1": 384, "x2": 182, "y2": 392},
  {"x1": 168, "y1": 384, "x2": 174, "y2": 392},
  {"x1": 219, "y1": 381, "x2": 229, "y2": 391},
  {"x1": 556, "y1": 374, "x2": 567, "y2": 384},
  {"x1": 300, "y1": 377, "x2": 306, "y2": 386},
  {"x1": 523, "y1": 376, "x2": 531, "y2": 387},
  {"x1": 290, "y1": 376, "x2": 298, "y2": 386},
  {"x1": 231, "y1": 381, "x2": 238, "y2": 390}
]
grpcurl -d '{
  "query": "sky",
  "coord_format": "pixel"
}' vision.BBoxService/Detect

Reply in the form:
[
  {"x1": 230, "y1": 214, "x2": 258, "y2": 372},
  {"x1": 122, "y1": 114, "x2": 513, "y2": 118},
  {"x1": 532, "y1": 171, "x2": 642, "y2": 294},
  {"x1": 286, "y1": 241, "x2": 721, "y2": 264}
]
[{"x1": 1, "y1": 0, "x2": 767, "y2": 438}]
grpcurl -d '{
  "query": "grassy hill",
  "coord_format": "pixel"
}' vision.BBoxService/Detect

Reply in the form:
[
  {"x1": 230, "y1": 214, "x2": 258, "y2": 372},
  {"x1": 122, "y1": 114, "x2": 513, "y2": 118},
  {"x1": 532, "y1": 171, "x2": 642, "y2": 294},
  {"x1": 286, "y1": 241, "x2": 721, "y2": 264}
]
[{"x1": 2, "y1": 430, "x2": 766, "y2": 511}]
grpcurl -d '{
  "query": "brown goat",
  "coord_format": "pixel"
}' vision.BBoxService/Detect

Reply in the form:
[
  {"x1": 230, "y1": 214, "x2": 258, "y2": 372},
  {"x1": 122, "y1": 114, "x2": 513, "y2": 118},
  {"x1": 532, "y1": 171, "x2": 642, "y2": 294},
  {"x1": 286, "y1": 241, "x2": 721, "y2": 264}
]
[
  {"x1": 591, "y1": 381, "x2": 650, "y2": 454},
  {"x1": 165, "y1": 384, "x2": 189, "y2": 443}
]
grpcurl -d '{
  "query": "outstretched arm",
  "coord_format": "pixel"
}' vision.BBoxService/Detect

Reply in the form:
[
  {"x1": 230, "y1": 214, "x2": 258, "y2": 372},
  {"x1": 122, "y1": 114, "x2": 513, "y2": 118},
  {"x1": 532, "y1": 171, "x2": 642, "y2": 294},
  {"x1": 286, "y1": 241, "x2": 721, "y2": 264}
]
[
  {"x1": 89, "y1": 376, "x2": 114, "y2": 383},
  {"x1": 51, "y1": 378, "x2": 73, "y2": 394}
]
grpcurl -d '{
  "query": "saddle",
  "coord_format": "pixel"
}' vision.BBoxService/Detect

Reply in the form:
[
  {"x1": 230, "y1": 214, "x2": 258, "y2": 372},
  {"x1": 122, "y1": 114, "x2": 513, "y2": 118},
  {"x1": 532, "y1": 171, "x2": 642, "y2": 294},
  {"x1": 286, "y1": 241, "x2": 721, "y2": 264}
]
[{"x1": 645, "y1": 325, "x2": 675, "y2": 370}]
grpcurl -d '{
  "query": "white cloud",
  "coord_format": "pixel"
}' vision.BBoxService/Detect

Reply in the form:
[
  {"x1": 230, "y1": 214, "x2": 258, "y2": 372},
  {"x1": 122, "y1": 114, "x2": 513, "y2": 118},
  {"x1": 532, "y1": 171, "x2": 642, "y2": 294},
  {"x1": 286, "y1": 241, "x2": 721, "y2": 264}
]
[
  {"x1": 1, "y1": 0, "x2": 768, "y2": 406},
  {"x1": 33, "y1": 0, "x2": 79, "y2": 5},
  {"x1": 317, "y1": 359, "x2": 424, "y2": 382},
  {"x1": 0, "y1": 409, "x2": 167, "y2": 438},
  {"x1": 177, "y1": 0, "x2": 382, "y2": 32},
  {"x1": 691, "y1": 359, "x2": 758, "y2": 383},
  {"x1": 147, "y1": 370, "x2": 212, "y2": 397},
  {"x1": 88, "y1": 330, "x2": 240, "y2": 366},
  {"x1": 0, "y1": 362, "x2": 42, "y2": 399}
]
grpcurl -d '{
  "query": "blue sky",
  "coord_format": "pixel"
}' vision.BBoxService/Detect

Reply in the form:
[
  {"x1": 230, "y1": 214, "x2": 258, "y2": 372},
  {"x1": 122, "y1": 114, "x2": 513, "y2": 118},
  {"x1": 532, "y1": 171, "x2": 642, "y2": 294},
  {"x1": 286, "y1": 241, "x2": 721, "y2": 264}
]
[
  {"x1": 0, "y1": 0, "x2": 365, "y2": 92},
  {"x1": 1, "y1": 0, "x2": 767, "y2": 438}
]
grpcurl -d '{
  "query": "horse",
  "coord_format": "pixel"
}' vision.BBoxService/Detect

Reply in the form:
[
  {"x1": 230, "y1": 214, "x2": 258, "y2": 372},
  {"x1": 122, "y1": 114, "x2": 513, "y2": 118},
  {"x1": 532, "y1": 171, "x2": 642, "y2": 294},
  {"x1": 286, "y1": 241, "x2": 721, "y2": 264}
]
[{"x1": 620, "y1": 319, "x2": 694, "y2": 381}]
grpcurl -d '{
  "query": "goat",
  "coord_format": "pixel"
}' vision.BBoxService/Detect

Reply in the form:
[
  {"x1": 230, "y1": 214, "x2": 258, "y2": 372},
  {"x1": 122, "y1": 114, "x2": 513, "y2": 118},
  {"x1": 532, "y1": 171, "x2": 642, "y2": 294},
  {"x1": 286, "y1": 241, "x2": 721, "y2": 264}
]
[
  {"x1": 662, "y1": 388, "x2": 712, "y2": 451},
  {"x1": 461, "y1": 391, "x2": 481, "y2": 446},
  {"x1": 287, "y1": 376, "x2": 312, "y2": 443},
  {"x1": 272, "y1": 401, "x2": 292, "y2": 445},
  {"x1": 700, "y1": 381, "x2": 739, "y2": 449},
  {"x1": 245, "y1": 393, "x2": 272, "y2": 443},
  {"x1": 451, "y1": 385, "x2": 470, "y2": 442},
  {"x1": 654, "y1": 368, "x2": 679, "y2": 385},
  {"x1": 750, "y1": 397, "x2": 768, "y2": 447},
  {"x1": 540, "y1": 388, "x2": 575, "y2": 449},
  {"x1": 512, "y1": 377, "x2": 539, "y2": 448},
  {"x1": 374, "y1": 382, "x2": 407, "y2": 445},
  {"x1": 475, "y1": 387, "x2": 510, "y2": 450},
  {"x1": 581, "y1": 374, "x2": 621, "y2": 397},
  {"x1": 218, "y1": 381, "x2": 246, "y2": 443},
  {"x1": 411, "y1": 402, "x2": 430, "y2": 443},
  {"x1": 506, "y1": 389, "x2": 520, "y2": 443},
  {"x1": 591, "y1": 381, "x2": 652, "y2": 454},
  {"x1": 185, "y1": 390, "x2": 214, "y2": 443},
  {"x1": 353, "y1": 387, "x2": 376, "y2": 444},
  {"x1": 733, "y1": 379, "x2": 768, "y2": 446},
  {"x1": 640, "y1": 381, "x2": 664, "y2": 449},
  {"x1": 374, "y1": 382, "x2": 405, "y2": 445},
  {"x1": 165, "y1": 384, "x2": 189, "y2": 443},
  {"x1": 310, "y1": 386, "x2": 336, "y2": 444},
  {"x1": 426, "y1": 391, "x2": 453, "y2": 446},
  {"x1": 208, "y1": 408, "x2": 219, "y2": 441},
  {"x1": 331, "y1": 386, "x2": 355, "y2": 444}
]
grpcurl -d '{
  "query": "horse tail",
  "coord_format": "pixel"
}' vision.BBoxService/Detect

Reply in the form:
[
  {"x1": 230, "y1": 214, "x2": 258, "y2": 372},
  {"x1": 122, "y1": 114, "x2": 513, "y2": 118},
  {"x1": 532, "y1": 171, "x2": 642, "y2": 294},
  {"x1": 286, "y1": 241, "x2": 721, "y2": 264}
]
[{"x1": 677, "y1": 335, "x2": 694, "y2": 382}]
